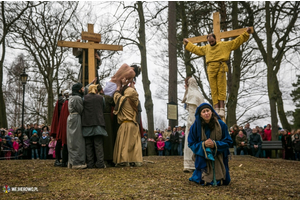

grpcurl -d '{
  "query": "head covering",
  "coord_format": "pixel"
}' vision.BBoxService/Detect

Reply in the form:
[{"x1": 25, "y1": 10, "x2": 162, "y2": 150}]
[
  {"x1": 198, "y1": 104, "x2": 212, "y2": 114},
  {"x1": 88, "y1": 84, "x2": 98, "y2": 94},
  {"x1": 72, "y1": 83, "x2": 83, "y2": 96},
  {"x1": 124, "y1": 87, "x2": 139, "y2": 102},
  {"x1": 33, "y1": 130, "x2": 37, "y2": 134},
  {"x1": 15, "y1": 137, "x2": 18, "y2": 140},
  {"x1": 166, "y1": 136, "x2": 170, "y2": 139},
  {"x1": 8, "y1": 132, "x2": 12, "y2": 136},
  {"x1": 158, "y1": 135, "x2": 162, "y2": 138},
  {"x1": 182, "y1": 77, "x2": 204, "y2": 107},
  {"x1": 143, "y1": 133, "x2": 148, "y2": 137}
]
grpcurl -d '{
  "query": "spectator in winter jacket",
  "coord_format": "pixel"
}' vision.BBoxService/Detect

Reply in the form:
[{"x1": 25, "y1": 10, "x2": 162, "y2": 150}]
[
  {"x1": 23, "y1": 135, "x2": 30, "y2": 159},
  {"x1": 164, "y1": 136, "x2": 171, "y2": 156},
  {"x1": 156, "y1": 136, "x2": 165, "y2": 156},
  {"x1": 39, "y1": 132, "x2": 49, "y2": 159},
  {"x1": 1, "y1": 138, "x2": 12, "y2": 160},
  {"x1": 236, "y1": 131, "x2": 248, "y2": 155},
  {"x1": 293, "y1": 132, "x2": 300, "y2": 161},
  {"x1": 231, "y1": 124, "x2": 239, "y2": 155},
  {"x1": 13, "y1": 137, "x2": 20, "y2": 159},
  {"x1": 30, "y1": 130, "x2": 39, "y2": 159},
  {"x1": 48, "y1": 136, "x2": 56, "y2": 159},
  {"x1": 141, "y1": 133, "x2": 148, "y2": 157},
  {"x1": 264, "y1": 124, "x2": 272, "y2": 141},
  {"x1": 281, "y1": 129, "x2": 293, "y2": 160},
  {"x1": 258, "y1": 127, "x2": 267, "y2": 141},
  {"x1": 250, "y1": 128, "x2": 262, "y2": 158}
]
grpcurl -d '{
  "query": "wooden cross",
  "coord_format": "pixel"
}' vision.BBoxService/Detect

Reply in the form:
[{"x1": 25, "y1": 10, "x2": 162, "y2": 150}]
[
  {"x1": 58, "y1": 24, "x2": 123, "y2": 84},
  {"x1": 188, "y1": 12, "x2": 253, "y2": 44}
]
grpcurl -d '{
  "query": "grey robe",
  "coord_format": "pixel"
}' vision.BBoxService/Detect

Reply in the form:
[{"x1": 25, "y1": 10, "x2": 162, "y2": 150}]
[{"x1": 67, "y1": 95, "x2": 85, "y2": 166}]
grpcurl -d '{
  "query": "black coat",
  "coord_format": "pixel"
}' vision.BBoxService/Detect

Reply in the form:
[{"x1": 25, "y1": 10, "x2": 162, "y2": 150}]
[
  {"x1": 250, "y1": 133, "x2": 262, "y2": 148},
  {"x1": 82, "y1": 93, "x2": 105, "y2": 127},
  {"x1": 30, "y1": 135, "x2": 39, "y2": 149},
  {"x1": 170, "y1": 131, "x2": 179, "y2": 144}
]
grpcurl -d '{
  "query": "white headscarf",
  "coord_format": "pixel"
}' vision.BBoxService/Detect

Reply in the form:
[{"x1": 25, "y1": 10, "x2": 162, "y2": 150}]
[{"x1": 182, "y1": 77, "x2": 204, "y2": 107}]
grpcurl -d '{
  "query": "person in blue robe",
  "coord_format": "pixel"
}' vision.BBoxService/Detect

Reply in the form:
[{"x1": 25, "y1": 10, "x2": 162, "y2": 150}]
[{"x1": 188, "y1": 103, "x2": 233, "y2": 186}]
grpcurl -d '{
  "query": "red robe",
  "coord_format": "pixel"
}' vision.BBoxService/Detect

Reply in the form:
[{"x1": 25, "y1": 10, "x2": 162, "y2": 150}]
[
  {"x1": 50, "y1": 100, "x2": 60, "y2": 138},
  {"x1": 56, "y1": 100, "x2": 69, "y2": 146}
]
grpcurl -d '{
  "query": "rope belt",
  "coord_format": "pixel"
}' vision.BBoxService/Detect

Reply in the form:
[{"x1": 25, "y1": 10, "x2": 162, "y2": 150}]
[
  {"x1": 122, "y1": 120, "x2": 132, "y2": 124},
  {"x1": 70, "y1": 112, "x2": 79, "y2": 115}
]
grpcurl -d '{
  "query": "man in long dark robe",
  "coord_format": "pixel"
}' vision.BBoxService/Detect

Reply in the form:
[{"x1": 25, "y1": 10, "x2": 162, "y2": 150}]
[
  {"x1": 55, "y1": 90, "x2": 70, "y2": 167},
  {"x1": 67, "y1": 83, "x2": 86, "y2": 169},
  {"x1": 50, "y1": 93, "x2": 65, "y2": 166},
  {"x1": 98, "y1": 84, "x2": 118, "y2": 167}
]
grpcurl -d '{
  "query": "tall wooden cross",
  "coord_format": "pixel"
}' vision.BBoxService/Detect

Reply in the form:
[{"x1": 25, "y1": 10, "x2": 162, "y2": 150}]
[
  {"x1": 188, "y1": 12, "x2": 253, "y2": 44},
  {"x1": 58, "y1": 24, "x2": 123, "y2": 85}
]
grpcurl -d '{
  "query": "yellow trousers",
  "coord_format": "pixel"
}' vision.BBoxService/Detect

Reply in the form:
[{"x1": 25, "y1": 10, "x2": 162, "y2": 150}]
[{"x1": 207, "y1": 62, "x2": 228, "y2": 106}]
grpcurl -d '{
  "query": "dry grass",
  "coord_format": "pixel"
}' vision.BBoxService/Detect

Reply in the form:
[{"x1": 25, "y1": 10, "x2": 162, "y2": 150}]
[{"x1": 0, "y1": 156, "x2": 299, "y2": 199}]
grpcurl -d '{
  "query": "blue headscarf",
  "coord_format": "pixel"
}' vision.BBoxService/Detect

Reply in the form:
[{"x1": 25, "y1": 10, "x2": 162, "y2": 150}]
[{"x1": 188, "y1": 103, "x2": 221, "y2": 143}]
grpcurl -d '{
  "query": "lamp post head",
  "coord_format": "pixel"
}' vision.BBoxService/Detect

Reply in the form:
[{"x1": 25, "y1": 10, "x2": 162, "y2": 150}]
[{"x1": 20, "y1": 68, "x2": 28, "y2": 85}]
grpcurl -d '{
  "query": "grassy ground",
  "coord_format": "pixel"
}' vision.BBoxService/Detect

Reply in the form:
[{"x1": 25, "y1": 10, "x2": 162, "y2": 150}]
[{"x1": 0, "y1": 156, "x2": 299, "y2": 199}]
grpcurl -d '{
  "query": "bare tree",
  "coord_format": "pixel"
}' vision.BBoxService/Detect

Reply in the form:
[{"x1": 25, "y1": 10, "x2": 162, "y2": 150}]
[
  {"x1": 242, "y1": 1, "x2": 300, "y2": 138},
  {"x1": 0, "y1": 1, "x2": 41, "y2": 128},
  {"x1": 9, "y1": 2, "x2": 79, "y2": 125}
]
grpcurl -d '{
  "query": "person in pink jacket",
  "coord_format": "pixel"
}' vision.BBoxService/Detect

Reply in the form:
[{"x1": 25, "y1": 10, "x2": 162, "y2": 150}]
[
  {"x1": 264, "y1": 124, "x2": 272, "y2": 141},
  {"x1": 13, "y1": 137, "x2": 20, "y2": 160},
  {"x1": 156, "y1": 136, "x2": 165, "y2": 156},
  {"x1": 48, "y1": 136, "x2": 57, "y2": 159}
]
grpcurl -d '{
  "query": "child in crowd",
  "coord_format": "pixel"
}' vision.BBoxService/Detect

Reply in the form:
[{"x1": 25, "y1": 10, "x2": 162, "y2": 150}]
[
  {"x1": 2, "y1": 138, "x2": 11, "y2": 160},
  {"x1": 164, "y1": 136, "x2": 171, "y2": 156},
  {"x1": 13, "y1": 137, "x2": 20, "y2": 159},
  {"x1": 48, "y1": 136, "x2": 56, "y2": 159},
  {"x1": 141, "y1": 133, "x2": 148, "y2": 157},
  {"x1": 156, "y1": 136, "x2": 165, "y2": 156},
  {"x1": 23, "y1": 135, "x2": 30, "y2": 159},
  {"x1": 39, "y1": 132, "x2": 49, "y2": 159},
  {"x1": 30, "y1": 130, "x2": 39, "y2": 159}
]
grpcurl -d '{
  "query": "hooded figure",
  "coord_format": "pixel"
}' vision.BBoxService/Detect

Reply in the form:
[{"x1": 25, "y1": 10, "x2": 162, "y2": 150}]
[
  {"x1": 188, "y1": 103, "x2": 232, "y2": 186},
  {"x1": 182, "y1": 77, "x2": 204, "y2": 172}
]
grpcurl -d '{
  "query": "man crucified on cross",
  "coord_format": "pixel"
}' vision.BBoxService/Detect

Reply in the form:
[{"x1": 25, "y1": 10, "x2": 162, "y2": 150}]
[
  {"x1": 103, "y1": 64, "x2": 141, "y2": 97},
  {"x1": 183, "y1": 27, "x2": 251, "y2": 118}
]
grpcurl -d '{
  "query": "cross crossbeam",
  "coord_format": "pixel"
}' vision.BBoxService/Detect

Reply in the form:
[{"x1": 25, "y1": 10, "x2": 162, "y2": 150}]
[
  {"x1": 188, "y1": 12, "x2": 253, "y2": 44},
  {"x1": 57, "y1": 24, "x2": 123, "y2": 83}
]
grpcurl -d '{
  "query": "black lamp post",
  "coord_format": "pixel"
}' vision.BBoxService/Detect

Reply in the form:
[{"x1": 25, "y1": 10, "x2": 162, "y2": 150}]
[{"x1": 20, "y1": 68, "x2": 28, "y2": 134}]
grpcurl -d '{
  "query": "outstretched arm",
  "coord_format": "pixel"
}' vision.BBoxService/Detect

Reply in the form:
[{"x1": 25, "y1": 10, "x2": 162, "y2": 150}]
[
  {"x1": 184, "y1": 38, "x2": 206, "y2": 56},
  {"x1": 229, "y1": 27, "x2": 251, "y2": 51}
]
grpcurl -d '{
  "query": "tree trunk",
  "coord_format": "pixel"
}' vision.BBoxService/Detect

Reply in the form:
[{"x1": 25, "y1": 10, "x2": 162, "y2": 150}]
[
  {"x1": 137, "y1": 1, "x2": 155, "y2": 155},
  {"x1": 0, "y1": 34, "x2": 8, "y2": 128},
  {"x1": 47, "y1": 83, "x2": 54, "y2": 125},
  {"x1": 265, "y1": 2, "x2": 278, "y2": 140},
  {"x1": 274, "y1": 77, "x2": 291, "y2": 130},
  {"x1": 179, "y1": 2, "x2": 193, "y2": 77},
  {"x1": 168, "y1": 1, "x2": 178, "y2": 129},
  {"x1": 226, "y1": 1, "x2": 240, "y2": 127}
]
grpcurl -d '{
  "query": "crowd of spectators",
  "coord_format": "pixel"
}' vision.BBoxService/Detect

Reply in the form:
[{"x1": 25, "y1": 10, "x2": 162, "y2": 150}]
[
  {"x1": 229, "y1": 123, "x2": 300, "y2": 160},
  {"x1": 142, "y1": 126, "x2": 186, "y2": 157},
  {"x1": 2, "y1": 122, "x2": 300, "y2": 161},
  {"x1": 0, "y1": 124, "x2": 56, "y2": 160}
]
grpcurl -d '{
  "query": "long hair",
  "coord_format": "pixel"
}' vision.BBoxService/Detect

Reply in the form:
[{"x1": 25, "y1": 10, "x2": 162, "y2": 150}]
[
  {"x1": 200, "y1": 112, "x2": 217, "y2": 130},
  {"x1": 131, "y1": 64, "x2": 141, "y2": 80}
]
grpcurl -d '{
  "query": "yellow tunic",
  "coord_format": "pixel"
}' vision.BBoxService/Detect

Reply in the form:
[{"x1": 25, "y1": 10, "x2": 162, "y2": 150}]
[
  {"x1": 112, "y1": 88, "x2": 143, "y2": 164},
  {"x1": 185, "y1": 31, "x2": 250, "y2": 105}
]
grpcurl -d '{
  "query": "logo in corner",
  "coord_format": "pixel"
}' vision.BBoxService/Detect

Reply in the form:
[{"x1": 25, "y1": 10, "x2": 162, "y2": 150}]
[{"x1": 3, "y1": 185, "x2": 10, "y2": 193}]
